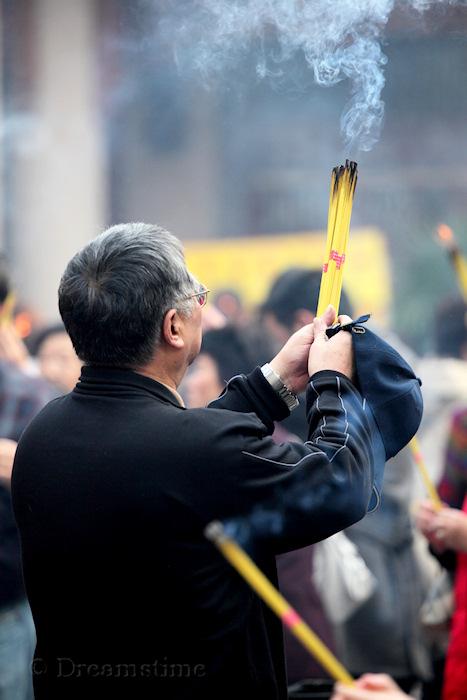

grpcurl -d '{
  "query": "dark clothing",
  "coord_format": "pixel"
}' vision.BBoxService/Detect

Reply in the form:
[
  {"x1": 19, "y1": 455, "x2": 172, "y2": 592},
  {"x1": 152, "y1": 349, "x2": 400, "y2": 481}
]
[
  {"x1": 438, "y1": 408, "x2": 467, "y2": 509},
  {"x1": 0, "y1": 491, "x2": 25, "y2": 609},
  {"x1": 438, "y1": 409, "x2": 467, "y2": 700},
  {"x1": 0, "y1": 362, "x2": 55, "y2": 611},
  {"x1": 282, "y1": 393, "x2": 308, "y2": 441},
  {"x1": 12, "y1": 365, "x2": 375, "y2": 699},
  {"x1": 277, "y1": 546, "x2": 336, "y2": 684}
]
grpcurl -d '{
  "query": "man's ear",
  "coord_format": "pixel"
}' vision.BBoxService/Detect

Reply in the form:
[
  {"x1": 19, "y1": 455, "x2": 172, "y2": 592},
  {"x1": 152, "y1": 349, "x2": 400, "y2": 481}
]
[
  {"x1": 292, "y1": 308, "x2": 315, "y2": 332},
  {"x1": 162, "y1": 309, "x2": 185, "y2": 349}
]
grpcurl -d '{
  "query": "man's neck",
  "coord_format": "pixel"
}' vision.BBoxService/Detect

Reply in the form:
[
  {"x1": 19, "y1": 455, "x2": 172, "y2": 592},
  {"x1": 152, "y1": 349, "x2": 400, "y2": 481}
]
[{"x1": 134, "y1": 361, "x2": 185, "y2": 407}]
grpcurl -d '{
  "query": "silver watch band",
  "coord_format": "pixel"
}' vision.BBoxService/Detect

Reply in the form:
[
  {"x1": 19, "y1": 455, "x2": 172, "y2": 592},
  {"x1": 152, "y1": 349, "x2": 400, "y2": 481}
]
[{"x1": 260, "y1": 363, "x2": 299, "y2": 411}]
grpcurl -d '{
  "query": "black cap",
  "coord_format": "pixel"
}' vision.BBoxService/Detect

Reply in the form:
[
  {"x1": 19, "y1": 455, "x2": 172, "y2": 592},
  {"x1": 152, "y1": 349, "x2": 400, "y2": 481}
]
[{"x1": 349, "y1": 320, "x2": 423, "y2": 461}]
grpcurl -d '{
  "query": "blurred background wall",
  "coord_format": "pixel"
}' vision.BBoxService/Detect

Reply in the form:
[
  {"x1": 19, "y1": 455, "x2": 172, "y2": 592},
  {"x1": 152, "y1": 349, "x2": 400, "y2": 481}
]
[{"x1": 1, "y1": 0, "x2": 467, "y2": 352}]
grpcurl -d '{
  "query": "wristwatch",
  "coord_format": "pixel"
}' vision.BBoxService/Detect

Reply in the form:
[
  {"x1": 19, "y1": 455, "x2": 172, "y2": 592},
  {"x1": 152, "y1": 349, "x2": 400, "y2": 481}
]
[{"x1": 261, "y1": 363, "x2": 299, "y2": 411}]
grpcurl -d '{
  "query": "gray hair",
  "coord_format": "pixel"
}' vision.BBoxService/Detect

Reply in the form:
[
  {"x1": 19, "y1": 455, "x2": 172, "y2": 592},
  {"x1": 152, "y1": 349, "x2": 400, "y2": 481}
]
[{"x1": 58, "y1": 222, "x2": 199, "y2": 367}]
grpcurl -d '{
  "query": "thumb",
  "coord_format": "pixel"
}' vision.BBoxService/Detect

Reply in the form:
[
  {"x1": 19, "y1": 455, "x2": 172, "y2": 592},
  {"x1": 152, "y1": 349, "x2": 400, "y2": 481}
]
[
  {"x1": 322, "y1": 304, "x2": 336, "y2": 327},
  {"x1": 313, "y1": 314, "x2": 328, "y2": 343}
]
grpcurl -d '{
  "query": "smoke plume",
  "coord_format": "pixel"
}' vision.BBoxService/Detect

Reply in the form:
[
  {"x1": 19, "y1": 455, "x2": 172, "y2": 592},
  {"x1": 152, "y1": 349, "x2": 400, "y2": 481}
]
[{"x1": 161, "y1": 0, "x2": 463, "y2": 152}]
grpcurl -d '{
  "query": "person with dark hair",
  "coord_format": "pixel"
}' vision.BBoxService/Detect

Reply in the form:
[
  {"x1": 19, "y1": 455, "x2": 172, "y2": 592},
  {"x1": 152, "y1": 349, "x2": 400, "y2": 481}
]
[
  {"x1": 11, "y1": 223, "x2": 418, "y2": 700},
  {"x1": 416, "y1": 295, "x2": 467, "y2": 486},
  {"x1": 185, "y1": 326, "x2": 255, "y2": 408},
  {"x1": 260, "y1": 267, "x2": 353, "y2": 440},
  {"x1": 261, "y1": 268, "x2": 353, "y2": 349},
  {"x1": 30, "y1": 323, "x2": 81, "y2": 393},
  {"x1": 434, "y1": 297, "x2": 467, "y2": 361},
  {"x1": 0, "y1": 259, "x2": 56, "y2": 700},
  {"x1": 213, "y1": 288, "x2": 247, "y2": 326}
]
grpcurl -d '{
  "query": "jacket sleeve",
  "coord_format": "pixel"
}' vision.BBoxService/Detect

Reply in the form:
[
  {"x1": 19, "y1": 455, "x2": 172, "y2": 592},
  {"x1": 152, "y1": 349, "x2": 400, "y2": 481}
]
[
  {"x1": 208, "y1": 366, "x2": 290, "y2": 430},
  {"x1": 204, "y1": 368, "x2": 376, "y2": 555}
]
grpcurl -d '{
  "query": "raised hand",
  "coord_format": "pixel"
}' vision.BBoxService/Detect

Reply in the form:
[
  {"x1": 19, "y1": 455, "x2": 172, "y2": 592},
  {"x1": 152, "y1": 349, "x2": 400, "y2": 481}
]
[
  {"x1": 308, "y1": 312, "x2": 354, "y2": 380},
  {"x1": 269, "y1": 305, "x2": 336, "y2": 395},
  {"x1": 332, "y1": 674, "x2": 411, "y2": 700}
]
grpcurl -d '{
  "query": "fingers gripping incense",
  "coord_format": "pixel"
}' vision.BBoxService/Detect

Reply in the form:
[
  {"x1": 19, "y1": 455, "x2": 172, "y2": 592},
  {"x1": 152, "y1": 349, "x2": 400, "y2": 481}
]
[
  {"x1": 205, "y1": 521, "x2": 354, "y2": 685},
  {"x1": 317, "y1": 161, "x2": 358, "y2": 318}
]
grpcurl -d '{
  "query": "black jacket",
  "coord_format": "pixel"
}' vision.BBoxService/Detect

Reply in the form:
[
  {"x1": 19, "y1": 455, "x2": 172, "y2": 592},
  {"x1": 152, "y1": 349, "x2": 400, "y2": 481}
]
[{"x1": 12, "y1": 365, "x2": 375, "y2": 699}]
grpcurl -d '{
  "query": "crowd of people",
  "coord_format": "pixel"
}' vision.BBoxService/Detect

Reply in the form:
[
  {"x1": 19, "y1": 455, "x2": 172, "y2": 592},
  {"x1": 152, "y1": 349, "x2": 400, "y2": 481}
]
[{"x1": 0, "y1": 224, "x2": 465, "y2": 699}]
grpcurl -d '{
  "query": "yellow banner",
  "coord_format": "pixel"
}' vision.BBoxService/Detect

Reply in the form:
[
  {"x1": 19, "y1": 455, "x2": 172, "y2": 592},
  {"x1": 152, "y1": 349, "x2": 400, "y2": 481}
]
[{"x1": 184, "y1": 227, "x2": 391, "y2": 326}]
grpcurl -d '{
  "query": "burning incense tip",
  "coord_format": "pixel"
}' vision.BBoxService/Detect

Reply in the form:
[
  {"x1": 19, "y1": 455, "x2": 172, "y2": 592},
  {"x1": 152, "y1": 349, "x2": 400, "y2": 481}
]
[
  {"x1": 204, "y1": 520, "x2": 226, "y2": 543},
  {"x1": 437, "y1": 223, "x2": 454, "y2": 243}
]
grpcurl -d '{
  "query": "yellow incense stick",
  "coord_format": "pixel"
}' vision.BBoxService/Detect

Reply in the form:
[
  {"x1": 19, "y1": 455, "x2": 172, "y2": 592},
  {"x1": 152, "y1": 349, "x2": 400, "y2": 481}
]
[
  {"x1": 437, "y1": 224, "x2": 467, "y2": 302},
  {"x1": 452, "y1": 252, "x2": 467, "y2": 302},
  {"x1": 320, "y1": 168, "x2": 338, "y2": 314},
  {"x1": 409, "y1": 437, "x2": 443, "y2": 511},
  {"x1": 317, "y1": 161, "x2": 358, "y2": 319},
  {"x1": 205, "y1": 521, "x2": 354, "y2": 686},
  {"x1": 0, "y1": 292, "x2": 15, "y2": 326}
]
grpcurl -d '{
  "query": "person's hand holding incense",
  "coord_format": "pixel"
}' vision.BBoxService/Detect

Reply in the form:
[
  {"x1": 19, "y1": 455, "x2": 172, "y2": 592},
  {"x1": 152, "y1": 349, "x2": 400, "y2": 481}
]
[
  {"x1": 416, "y1": 487, "x2": 467, "y2": 581},
  {"x1": 308, "y1": 310, "x2": 354, "y2": 380},
  {"x1": 332, "y1": 674, "x2": 410, "y2": 700},
  {"x1": 430, "y1": 506, "x2": 467, "y2": 553},
  {"x1": 269, "y1": 304, "x2": 336, "y2": 394},
  {"x1": 416, "y1": 500, "x2": 448, "y2": 552}
]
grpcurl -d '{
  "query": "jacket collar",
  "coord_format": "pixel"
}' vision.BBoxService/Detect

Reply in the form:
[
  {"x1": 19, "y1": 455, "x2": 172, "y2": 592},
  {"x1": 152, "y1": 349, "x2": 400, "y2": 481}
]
[{"x1": 74, "y1": 365, "x2": 184, "y2": 409}]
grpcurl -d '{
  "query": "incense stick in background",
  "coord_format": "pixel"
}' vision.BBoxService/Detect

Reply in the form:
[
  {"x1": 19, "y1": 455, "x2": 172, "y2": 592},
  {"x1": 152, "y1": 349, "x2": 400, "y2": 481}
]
[
  {"x1": 409, "y1": 437, "x2": 443, "y2": 511},
  {"x1": 317, "y1": 160, "x2": 358, "y2": 318},
  {"x1": 0, "y1": 292, "x2": 15, "y2": 326},
  {"x1": 205, "y1": 521, "x2": 354, "y2": 686},
  {"x1": 436, "y1": 224, "x2": 467, "y2": 302}
]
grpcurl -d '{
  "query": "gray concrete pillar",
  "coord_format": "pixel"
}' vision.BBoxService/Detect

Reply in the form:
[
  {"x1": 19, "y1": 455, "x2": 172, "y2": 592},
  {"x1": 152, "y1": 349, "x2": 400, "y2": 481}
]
[{"x1": 10, "y1": 0, "x2": 106, "y2": 319}]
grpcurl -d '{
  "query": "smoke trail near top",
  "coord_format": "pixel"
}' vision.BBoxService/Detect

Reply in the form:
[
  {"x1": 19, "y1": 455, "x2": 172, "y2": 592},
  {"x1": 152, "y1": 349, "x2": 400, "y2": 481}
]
[{"x1": 161, "y1": 0, "x2": 462, "y2": 152}]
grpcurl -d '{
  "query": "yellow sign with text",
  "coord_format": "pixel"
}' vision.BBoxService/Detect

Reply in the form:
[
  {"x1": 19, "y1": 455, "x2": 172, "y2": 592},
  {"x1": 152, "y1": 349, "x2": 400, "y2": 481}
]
[{"x1": 185, "y1": 228, "x2": 391, "y2": 325}]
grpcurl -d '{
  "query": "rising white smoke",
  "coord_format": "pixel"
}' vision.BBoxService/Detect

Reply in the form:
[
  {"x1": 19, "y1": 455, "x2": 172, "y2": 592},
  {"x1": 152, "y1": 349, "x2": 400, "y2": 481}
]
[{"x1": 162, "y1": 0, "x2": 464, "y2": 152}]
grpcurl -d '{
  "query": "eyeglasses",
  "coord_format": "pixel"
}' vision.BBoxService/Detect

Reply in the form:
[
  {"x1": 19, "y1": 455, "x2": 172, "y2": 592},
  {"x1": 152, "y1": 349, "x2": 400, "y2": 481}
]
[{"x1": 186, "y1": 288, "x2": 210, "y2": 307}]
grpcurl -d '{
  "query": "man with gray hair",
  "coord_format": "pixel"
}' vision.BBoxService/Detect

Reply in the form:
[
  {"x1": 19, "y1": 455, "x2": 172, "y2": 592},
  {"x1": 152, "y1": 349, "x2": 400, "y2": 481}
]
[{"x1": 12, "y1": 223, "x2": 377, "y2": 699}]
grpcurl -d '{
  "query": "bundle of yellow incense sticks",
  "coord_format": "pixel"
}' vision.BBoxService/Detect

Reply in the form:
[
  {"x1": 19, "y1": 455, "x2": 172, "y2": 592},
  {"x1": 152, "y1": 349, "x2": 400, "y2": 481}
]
[
  {"x1": 205, "y1": 521, "x2": 354, "y2": 686},
  {"x1": 409, "y1": 437, "x2": 443, "y2": 511},
  {"x1": 317, "y1": 160, "x2": 358, "y2": 318},
  {"x1": 437, "y1": 224, "x2": 467, "y2": 302}
]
